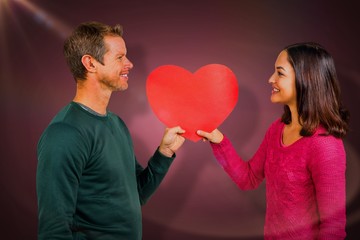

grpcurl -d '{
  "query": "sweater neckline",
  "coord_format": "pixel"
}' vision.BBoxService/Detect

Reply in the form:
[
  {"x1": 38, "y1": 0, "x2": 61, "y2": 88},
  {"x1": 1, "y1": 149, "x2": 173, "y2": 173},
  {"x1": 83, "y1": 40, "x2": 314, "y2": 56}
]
[
  {"x1": 279, "y1": 123, "x2": 304, "y2": 148},
  {"x1": 72, "y1": 102, "x2": 108, "y2": 118}
]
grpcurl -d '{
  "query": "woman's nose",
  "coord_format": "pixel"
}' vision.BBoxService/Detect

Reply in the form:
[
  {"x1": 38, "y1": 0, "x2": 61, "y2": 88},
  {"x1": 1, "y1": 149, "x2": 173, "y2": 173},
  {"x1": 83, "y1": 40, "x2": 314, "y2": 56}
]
[{"x1": 268, "y1": 74, "x2": 276, "y2": 84}]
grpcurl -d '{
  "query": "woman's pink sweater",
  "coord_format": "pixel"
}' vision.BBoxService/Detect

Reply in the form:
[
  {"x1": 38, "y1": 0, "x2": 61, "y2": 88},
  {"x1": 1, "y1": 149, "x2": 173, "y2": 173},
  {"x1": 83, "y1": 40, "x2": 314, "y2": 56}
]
[{"x1": 210, "y1": 119, "x2": 346, "y2": 239}]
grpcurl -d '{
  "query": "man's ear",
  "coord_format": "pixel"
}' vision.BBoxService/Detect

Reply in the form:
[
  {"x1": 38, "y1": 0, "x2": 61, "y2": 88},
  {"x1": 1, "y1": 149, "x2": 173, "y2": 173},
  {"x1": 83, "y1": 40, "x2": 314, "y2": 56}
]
[{"x1": 81, "y1": 55, "x2": 97, "y2": 73}]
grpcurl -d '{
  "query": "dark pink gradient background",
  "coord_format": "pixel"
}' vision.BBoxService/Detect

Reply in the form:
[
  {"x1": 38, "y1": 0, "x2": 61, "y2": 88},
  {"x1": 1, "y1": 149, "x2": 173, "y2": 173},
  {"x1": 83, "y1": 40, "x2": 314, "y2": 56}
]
[{"x1": 1, "y1": 1, "x2": 359, "y2": 239}]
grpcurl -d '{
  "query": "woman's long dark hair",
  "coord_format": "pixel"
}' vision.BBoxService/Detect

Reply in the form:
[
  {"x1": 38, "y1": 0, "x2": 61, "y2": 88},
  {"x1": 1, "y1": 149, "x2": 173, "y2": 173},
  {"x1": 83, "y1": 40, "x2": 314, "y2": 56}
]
[{"x1": 281, "y1": 42, "x2": 349, "y2": 138}]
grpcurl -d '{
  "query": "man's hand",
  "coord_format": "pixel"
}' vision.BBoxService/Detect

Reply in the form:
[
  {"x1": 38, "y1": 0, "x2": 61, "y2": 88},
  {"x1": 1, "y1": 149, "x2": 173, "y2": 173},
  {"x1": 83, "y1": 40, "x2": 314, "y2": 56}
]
[{"x1": 159, "y1": 126, "x2": 186, "y2": 157}]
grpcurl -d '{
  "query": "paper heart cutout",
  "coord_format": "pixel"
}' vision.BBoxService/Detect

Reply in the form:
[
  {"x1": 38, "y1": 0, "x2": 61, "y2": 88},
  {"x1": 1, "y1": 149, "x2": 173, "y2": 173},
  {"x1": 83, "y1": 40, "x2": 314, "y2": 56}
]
[{"x1": 146, "y1": 64, "x2": 238, "y2": 142}]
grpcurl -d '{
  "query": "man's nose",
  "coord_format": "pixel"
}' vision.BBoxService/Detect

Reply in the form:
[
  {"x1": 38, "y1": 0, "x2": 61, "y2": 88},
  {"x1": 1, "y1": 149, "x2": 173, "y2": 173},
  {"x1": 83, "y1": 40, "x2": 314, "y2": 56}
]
[{"x1": 125, "y1": 57, "x2": 134, "y2": 69}]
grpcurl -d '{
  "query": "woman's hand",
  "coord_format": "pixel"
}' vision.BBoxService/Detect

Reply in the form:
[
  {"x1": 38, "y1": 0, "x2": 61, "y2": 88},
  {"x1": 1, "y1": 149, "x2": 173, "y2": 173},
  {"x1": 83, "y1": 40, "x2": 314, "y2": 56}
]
[{"x1": 197, "y1": 129, "x2": 224, "y2": 144}]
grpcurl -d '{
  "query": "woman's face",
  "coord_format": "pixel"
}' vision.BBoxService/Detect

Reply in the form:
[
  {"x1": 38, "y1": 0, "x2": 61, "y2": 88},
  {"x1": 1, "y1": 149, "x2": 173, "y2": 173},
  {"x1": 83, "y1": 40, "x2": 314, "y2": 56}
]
[{"x1": 268, "y1": 50, "x2": 297, "y2": 108}]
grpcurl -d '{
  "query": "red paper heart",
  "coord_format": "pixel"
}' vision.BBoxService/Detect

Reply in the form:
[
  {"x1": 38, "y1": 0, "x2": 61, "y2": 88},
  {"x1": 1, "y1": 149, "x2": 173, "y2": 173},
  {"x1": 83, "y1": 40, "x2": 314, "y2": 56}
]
[{"x1": 146, "y1": 64, "x2": 238, "y2": 142}]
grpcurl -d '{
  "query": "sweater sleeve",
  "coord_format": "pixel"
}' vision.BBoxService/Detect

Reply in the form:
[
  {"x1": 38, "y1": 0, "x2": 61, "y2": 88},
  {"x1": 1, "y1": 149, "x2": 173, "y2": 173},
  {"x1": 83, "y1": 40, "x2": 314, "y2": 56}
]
[
  {"x1": 135, "y1": 149, "x2": 175, "y2": 205},
  {"x1": 36, "y1": 123, "x2": 88, "y2": 240},
  {"x1": 308, "y1": 135, "x2": 346, "y2": 239},
  {"x1": 210, "y1": 134, "x2": 266, "y2": 190}
]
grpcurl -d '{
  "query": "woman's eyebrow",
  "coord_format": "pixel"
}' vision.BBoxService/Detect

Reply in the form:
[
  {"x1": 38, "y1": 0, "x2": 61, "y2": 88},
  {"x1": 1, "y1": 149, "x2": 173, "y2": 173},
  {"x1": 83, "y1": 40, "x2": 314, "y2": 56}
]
[{"x1": 276, "y1": 66, "x2": 286, "y2": 71}]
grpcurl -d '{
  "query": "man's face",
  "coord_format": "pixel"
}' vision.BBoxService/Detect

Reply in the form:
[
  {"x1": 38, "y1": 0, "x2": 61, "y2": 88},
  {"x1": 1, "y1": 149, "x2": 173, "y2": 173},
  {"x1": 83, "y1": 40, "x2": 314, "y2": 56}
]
[{"x1": 97, "y1": 35, "x2": 134, "y2": 91}]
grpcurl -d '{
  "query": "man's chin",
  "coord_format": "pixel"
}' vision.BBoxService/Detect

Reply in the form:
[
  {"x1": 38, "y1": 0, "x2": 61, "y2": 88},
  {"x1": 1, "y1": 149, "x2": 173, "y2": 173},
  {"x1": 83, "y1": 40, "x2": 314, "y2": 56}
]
[{"x1": 114, "y1": 84, "x2": 128, "y2": 92}]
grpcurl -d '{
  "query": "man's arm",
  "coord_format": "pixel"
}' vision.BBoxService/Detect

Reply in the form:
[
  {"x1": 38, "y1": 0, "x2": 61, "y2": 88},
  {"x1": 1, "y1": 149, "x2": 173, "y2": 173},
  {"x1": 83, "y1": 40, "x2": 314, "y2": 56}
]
[
  {"x1": 136, "y1": 126, "x2": 185, "y2": 204},
  {"x1": 37, "y1": 123, "x2": 88, "y2": 239}
]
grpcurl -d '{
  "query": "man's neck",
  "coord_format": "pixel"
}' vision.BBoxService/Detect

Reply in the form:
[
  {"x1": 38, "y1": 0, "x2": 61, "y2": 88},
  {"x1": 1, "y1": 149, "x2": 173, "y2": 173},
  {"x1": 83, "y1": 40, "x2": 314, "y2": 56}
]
[{"x1": 73, "y1": 81, "x2": 112, "y2": 115}]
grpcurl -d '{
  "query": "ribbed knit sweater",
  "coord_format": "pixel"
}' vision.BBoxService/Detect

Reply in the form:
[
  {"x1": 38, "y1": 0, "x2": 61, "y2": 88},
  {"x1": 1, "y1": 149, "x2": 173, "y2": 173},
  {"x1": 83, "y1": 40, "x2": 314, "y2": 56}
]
[
  {"x1": 210, "y1": 119, "x2": 346, "y2": 239},
  {"x1": 37, "y1": 102, "x2": 175, "y2": 239}
]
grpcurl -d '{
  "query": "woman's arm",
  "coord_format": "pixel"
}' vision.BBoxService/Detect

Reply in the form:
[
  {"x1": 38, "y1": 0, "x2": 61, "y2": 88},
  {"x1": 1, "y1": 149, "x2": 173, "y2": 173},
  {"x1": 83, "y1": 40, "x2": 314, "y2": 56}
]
[{"x1": 309, "y1": 136, "x2": 346, "y2": 239}]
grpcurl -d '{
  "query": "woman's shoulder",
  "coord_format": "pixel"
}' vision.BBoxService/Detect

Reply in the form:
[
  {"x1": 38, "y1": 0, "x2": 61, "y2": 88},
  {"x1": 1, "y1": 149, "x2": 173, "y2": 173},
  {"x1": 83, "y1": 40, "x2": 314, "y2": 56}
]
[
  {"x1": 308, "y1": 126, "x2": 345, "y2": 154},
  {"x1": 261, "y1": 118, "x2": 284, "y2": 142},
  {"x1": 267, "y1": 118, "x2": 284, "y2": 132}
]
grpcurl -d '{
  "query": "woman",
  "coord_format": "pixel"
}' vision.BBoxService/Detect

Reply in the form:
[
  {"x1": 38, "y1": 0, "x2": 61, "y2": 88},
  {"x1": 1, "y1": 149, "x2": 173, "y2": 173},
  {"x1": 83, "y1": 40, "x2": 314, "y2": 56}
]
[{"x1": 197, "y1": 42, "x2": 349, "y2": 239}]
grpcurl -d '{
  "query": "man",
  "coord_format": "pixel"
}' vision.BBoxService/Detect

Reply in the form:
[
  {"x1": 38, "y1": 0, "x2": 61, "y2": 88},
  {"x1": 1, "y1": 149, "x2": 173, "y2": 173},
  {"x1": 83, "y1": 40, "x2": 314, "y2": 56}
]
[{"x1": 36, "y1": 21, "x2": 185, "y2": 239}]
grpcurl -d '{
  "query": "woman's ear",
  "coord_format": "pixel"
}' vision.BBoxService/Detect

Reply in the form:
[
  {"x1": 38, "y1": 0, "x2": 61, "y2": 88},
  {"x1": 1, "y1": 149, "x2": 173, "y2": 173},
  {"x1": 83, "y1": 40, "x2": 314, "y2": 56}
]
[{"x1": 81, "y1": 55, "x2": 96, "y2": 73}]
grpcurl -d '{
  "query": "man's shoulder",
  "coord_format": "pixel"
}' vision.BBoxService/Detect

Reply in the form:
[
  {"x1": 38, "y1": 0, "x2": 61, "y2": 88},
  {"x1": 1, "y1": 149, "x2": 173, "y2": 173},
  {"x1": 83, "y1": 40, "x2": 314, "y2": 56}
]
[
  {"x1": 40, "y1": 103, "x2": 83, "y2": 140},
  {"x1": 48, "y1": 103, "x2": 75, "y2": 124}
]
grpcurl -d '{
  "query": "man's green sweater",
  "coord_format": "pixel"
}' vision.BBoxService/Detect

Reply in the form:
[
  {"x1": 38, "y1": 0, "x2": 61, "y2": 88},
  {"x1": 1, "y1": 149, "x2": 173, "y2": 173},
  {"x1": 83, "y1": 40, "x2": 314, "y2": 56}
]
[{"x1": 37, "y1": 102, "x2": 175, "y2": 239}]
